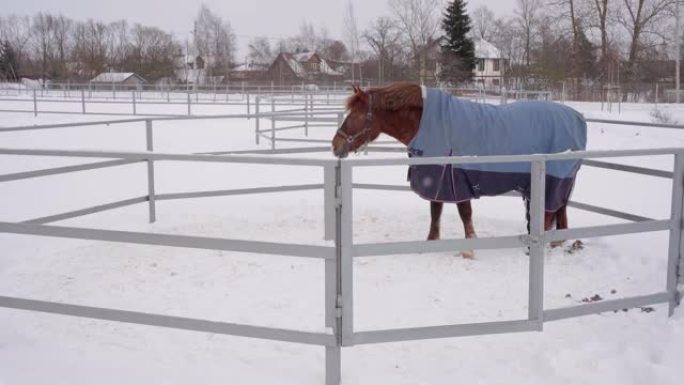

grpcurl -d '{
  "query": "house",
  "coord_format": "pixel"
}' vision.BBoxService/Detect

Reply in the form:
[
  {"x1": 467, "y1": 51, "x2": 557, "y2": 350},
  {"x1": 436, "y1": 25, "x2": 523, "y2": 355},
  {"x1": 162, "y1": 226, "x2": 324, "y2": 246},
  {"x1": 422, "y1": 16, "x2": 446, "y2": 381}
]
[
  {"x1": 267, "y1": 51, "x2": 344, "y2": 83},
  {"x1": 90, "y1": 72, "x2": 145, "y2": 90},
  {"x1": 421, "y1": 37, "x2": 507, "y2": 88},
  {"x1": 176, "y1": 54, "x2": 206, "y2": 86},
  {"x1": 473, "y1": 39, "x2": 507, "y2": 89},
  {"x1": 229, "y1": 61, "x2": 269, "y2": 81}
]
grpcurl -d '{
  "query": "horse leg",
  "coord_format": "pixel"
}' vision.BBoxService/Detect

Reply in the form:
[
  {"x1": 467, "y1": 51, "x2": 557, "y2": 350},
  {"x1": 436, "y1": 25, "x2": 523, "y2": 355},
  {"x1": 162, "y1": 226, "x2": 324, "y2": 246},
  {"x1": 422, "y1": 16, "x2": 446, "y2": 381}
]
[
  {"x1": 427, "y1": 201, "x2": 443, "y2": 240},
  {"x1": 525, "y1": 198, "x2": 555, "y2": 232},
  {"x1": 525, "y1": 198, "x2": 557, "y2": 246},
  {"x1": 457, "y1": 201, "x2": 476, "y2": 259},
  {"x1": 551, "y1": 205, "x2": 568, "y2": 248}
]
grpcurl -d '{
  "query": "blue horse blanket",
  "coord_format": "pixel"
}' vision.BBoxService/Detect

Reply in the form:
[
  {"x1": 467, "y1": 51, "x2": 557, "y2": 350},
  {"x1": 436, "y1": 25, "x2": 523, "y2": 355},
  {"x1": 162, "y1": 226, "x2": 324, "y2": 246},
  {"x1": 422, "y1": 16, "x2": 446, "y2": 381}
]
[{"x1": 408, "y1": 88, "x2": 587, "y2": 211}]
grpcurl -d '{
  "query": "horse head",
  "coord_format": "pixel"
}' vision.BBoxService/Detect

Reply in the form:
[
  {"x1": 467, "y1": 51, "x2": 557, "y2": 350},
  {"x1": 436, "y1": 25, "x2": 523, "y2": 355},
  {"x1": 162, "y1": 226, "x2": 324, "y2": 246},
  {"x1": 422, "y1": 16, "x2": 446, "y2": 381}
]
[
  {"x1": 332, "y1": 85, "x2": 383, "y2": 158},
  {"x1": 331, "y1": 83, "x2": 424, "y2": 159}
]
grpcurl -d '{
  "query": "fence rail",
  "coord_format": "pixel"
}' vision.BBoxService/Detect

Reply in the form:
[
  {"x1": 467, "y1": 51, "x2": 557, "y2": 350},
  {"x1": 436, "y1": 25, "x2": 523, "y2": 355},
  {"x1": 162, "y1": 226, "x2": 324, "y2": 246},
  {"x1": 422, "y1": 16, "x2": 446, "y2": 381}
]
[{"x1": 0, "y1": 113, "x2": 683, "y2": 384}]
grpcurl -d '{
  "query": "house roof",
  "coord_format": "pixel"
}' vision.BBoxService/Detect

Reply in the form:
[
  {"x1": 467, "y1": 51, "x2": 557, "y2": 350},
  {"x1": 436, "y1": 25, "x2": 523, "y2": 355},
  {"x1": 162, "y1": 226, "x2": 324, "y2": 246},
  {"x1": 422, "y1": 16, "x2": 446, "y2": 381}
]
[
  {"x1": 293, "y1": 51, "x2": 317, "y2": 62},
  {"x1": 233, "y1": 62, "x2": 269, "y2": 72},
  {"x1": 280, "y1": 53, "x2": 306, "y2": 74},
  {"x1": 475, "y1": 39, "x2": 503, "y2": 59},
  {"x1": 276, "y1": 52, "x2": 343, "y2": 77},
  {"x1": 91, "y1": 72, "x2": 145, "y2": 83}
]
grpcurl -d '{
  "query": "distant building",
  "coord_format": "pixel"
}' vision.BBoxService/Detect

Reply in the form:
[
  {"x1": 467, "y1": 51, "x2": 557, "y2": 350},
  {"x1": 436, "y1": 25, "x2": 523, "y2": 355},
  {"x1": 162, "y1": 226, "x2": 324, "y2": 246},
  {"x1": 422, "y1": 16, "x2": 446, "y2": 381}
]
[
  {"x1": 267, "y1": 51, "x2": 344, "y2": 83},
  {"x1": 90, "y1": 72, "x2": 145, "y2": 90},
  {"x1": 176, "y1": 54, "x2": 206, "y2": 86},
  {"x1": 422, "y1": 37, "x2": 507, "y2": 88},
  {"x1": 473, "y1": 39, "x2": 508, "y2": 89},
  {"x1": 229, "y1": 61, "x2": 269, "y2": 81}
]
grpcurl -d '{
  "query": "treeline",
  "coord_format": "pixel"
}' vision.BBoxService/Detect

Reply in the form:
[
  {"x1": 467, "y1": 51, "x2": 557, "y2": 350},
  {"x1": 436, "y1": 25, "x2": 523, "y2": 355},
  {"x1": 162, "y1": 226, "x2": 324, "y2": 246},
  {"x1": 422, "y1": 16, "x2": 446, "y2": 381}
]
[
  {"x1": 246, "y1": 0, "x2": 681, "y2": 87},
  {"x1": 0, "y1": 4, "x2": 235, "y2": 82},
  {"x1": 1, "y1": 0, "x2": 682, "y2": 87}
]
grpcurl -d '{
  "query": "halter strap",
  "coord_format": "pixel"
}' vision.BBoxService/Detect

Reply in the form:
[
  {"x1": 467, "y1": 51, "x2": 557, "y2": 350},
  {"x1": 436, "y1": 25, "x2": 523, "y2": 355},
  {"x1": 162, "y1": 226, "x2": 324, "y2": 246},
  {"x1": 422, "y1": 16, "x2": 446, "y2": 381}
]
[{"x1": 336, "y1": 94, "x2": 373, "y2": 146}]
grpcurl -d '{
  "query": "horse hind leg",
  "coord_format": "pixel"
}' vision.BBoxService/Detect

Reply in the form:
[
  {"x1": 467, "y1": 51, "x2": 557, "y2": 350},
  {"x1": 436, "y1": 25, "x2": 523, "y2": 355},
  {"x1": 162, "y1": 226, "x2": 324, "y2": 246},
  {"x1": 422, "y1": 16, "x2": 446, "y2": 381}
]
[
  {"x1": 427, "y1": 201, "x2": 443, "y2": 240},
  {"x1": 525, "y1": 198, "x2": 559, "y2": 247},
  {"x1": 457, "y1": 201, "x2": 476, "y2": 259},
  {"x1": 551, "y1": 205, "x2": 568, "y2": 248}
]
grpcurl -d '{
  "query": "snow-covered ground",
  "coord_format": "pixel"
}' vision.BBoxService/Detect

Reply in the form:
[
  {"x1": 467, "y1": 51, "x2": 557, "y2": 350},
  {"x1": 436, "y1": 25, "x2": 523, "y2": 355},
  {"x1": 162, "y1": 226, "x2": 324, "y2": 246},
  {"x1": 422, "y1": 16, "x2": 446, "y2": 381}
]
[{"x1": 1, "y1": 98, "x2": 684, "y2": 385}]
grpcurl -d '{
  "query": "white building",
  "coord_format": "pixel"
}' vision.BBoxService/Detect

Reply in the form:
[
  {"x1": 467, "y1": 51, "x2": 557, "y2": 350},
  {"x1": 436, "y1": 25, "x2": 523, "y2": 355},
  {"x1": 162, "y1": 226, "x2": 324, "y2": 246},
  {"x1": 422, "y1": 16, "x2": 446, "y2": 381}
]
[
  {"x1": 90, "y1": 72, "x2": 145, "y2": 90},
  {"x1": 473, "y1": 39, "x2": 507, "y2": 89}
]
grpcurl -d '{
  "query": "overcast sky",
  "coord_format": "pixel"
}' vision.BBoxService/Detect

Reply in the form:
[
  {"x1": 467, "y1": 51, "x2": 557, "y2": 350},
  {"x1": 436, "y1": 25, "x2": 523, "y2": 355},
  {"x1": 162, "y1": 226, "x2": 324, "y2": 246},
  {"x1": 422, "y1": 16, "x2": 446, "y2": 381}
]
[{"x1": 4, "y1": 0, "x2": 516, "y2": 59}]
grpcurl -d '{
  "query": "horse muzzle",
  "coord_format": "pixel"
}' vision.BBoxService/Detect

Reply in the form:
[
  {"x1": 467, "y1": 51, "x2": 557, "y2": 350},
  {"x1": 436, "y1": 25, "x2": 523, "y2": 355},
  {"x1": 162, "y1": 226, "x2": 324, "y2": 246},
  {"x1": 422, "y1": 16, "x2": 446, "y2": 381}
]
[{"x1": 332, "y1": 138, "x2": 350, "y2": 158}]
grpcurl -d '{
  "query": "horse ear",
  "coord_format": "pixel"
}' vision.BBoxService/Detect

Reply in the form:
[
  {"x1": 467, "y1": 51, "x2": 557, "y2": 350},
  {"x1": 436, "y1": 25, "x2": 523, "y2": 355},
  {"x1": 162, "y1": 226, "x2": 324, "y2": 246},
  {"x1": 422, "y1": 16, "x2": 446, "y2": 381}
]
[
  {"x1": 354, "y1": 86, "x2": 369, "y2": 104},
  {"x1": 352, "y1": 85, "x2": 360, "y2": 93}
]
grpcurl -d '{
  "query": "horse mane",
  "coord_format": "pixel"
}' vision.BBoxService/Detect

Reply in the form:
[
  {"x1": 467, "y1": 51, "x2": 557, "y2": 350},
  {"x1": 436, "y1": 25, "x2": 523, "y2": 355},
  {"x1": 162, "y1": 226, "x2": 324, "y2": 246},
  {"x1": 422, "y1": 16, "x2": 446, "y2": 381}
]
[{"x1": 345, "y1": 82, "x2": 423, "y2": 112}]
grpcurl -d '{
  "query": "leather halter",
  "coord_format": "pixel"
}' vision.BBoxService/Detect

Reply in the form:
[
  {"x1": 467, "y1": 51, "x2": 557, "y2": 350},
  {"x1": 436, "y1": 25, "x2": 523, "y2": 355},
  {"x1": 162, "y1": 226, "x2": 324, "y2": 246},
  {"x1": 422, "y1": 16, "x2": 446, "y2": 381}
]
[{"x1": 336, "y1": 94, "x2": 373, "y2": 149}]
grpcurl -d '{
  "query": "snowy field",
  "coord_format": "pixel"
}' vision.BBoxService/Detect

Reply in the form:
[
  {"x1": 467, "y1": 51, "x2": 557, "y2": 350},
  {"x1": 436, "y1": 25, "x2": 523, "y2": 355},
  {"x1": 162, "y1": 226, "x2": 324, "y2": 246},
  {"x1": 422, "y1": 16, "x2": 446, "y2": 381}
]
[{"x1": 1, "y1": 97, "x2": 684, "y2": 384}]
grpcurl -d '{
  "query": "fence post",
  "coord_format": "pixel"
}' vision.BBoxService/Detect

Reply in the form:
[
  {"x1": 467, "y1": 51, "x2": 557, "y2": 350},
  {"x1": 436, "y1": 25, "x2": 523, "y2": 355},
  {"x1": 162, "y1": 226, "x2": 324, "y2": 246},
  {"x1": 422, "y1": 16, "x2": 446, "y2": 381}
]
[
  {"x1": 33, "y1": 90, "x2": 37, "y2": 117},
  {"x1": 324, "y1": 163, "x2": 336, "y2": 241},
  {"x1": 304, "y1": 93, "x2": 310, "y2": 137},
  {"x1": 132, "y1": 91, "x2": 137, "y2": 115},
  {"x1": 146, "y1": 120, "x2": 156, "y2": 223},
  {"x1": 271, "y1": 97, "x2": 276, "y2": 150},
  {"x1": 247, "y1": 93, "x2": 251, "y2": 119},
  {"x1": 667, "y1": 153, "x2": 684, "y2": 316},
  {"x1": 255, "y1": 96, "x2": 260, "y2": 145},
  {"x1": 338, "y1": 161, "x2": 354, "y2": 347},
  {"x1": 81, "y1": 90, "x2": 86, "y2": 114},
  {"x1": 528, "y1": 159, "x2": 546, "y2": 329},
  {"x1": 324, "y1": 163, "x2": 342, "y2": 385},
  {"x1": 187, "y1": 92, "x2": 191, "y2": 116}
]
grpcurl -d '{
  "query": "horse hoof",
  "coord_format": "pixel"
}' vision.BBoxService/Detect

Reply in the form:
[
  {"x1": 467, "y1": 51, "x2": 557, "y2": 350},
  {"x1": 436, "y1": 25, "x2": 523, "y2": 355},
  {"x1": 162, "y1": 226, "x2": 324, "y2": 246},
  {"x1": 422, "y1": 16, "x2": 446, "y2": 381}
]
[
  {"x1": 427, "y1": 233, "x2": 440, "y2": 241},
  {"x1": 461, "y1": 250, "x2": 475, "y2": 259},
  {"x1": 550, "y1": 240, "x2": 565, "y2": 248}
]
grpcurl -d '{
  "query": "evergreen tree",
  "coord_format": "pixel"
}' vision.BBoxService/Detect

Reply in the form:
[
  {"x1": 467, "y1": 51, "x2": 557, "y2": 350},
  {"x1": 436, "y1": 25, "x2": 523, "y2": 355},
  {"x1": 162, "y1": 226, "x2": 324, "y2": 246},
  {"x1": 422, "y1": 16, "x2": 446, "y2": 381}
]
[
  {"x1": 439, "y1": 0, "x2": 476, "y2": 84},
  {"x1": 572, "y1": 25, "x2": 596, "y2": 79},
  {"x1": 0, "y1": 41, "x2": 19, "y2": 81}
]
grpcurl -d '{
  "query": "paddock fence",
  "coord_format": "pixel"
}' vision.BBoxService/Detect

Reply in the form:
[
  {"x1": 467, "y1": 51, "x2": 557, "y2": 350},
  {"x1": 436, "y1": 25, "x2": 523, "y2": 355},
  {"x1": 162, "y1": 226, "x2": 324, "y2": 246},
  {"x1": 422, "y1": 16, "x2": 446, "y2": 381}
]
[{"x1": 0, "y1": 113, "x2": 683, "y2": 385}]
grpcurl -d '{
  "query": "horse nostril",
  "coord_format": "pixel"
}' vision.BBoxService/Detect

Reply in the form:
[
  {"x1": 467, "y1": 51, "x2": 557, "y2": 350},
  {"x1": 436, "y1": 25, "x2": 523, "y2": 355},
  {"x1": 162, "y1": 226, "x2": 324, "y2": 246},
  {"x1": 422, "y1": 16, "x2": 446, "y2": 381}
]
[{"x1": 333, "y1": 143, "x2": 349, "y2": 158}]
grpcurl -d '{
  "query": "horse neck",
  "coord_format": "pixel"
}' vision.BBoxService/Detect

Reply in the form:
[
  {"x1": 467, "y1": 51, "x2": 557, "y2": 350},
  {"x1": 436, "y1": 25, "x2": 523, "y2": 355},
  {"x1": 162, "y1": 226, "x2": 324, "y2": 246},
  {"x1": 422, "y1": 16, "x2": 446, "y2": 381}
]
[{"x1": 377, "y1": 106, "x2": 422, "y2": 146}]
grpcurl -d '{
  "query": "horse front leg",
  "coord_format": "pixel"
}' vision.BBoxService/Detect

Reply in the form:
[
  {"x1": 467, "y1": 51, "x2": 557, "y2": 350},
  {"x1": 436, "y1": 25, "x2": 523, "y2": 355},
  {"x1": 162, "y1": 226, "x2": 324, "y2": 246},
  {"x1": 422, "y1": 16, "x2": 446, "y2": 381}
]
[
  {"x1": 427, "y1": 201, "x2": 443, "y2": 240},
  {"x1": 457, "y1": 201, "x2": 476, "y2": 259}
]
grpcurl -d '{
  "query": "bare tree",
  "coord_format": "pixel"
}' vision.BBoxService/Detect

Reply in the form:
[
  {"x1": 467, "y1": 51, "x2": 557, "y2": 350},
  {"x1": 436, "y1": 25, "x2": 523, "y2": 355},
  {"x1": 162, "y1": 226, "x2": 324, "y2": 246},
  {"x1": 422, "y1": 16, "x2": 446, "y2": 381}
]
[
  {"x1": 514, "y1": 0, "x2": 543, "y2": 67},
  {"x1": 472, "y1": 5, "x2": 496, "y2": 40},
  {"x1": 193, "y1": 4, "x2": 236, "y2": 77},
  {"x1": 591, "y1": 0, "x2": 611, "y2": 77},
  {"x1": 32, "y1": 13, "x2": 55, "y2": 80},
  {"x1": 389, "y1": 0, "x2": 442, "y2": 82},
  {"x1": 72, "y1": 20, "x2": 110, "y2": 78},
  {"x1": 0, "y1": 15, "x2": 32, "y2": 76},
  {"x1": 125, "y1": 24, "x2": 180, "y2": 80},
  {"x1": 618, "y1": 0, "x2": 674, "y2": 80},
  {"x1": 364, "y1": 17, "x2": 402, "y2": 83},
  {"x1": 319, "y1": 39, "x2": 349, "y2": 62},
  {"x1": 51, "y1": 15, "x2": 72, "y2": 79},
  {"x1": 247, "y1": 36, "x2": 274, "y2": 65},
  {"x1": 108, "y1": 20, "x2": 129, "y2": 70},
  {"x1": 344, "y1": 1, "x2": 361, "y2": 81},
  {"x1": 0, "y1": 15, "x2": 32, "y2": 62},
  {"x1": 300, "y1": 21, "x2": 317, "y2": 51}
]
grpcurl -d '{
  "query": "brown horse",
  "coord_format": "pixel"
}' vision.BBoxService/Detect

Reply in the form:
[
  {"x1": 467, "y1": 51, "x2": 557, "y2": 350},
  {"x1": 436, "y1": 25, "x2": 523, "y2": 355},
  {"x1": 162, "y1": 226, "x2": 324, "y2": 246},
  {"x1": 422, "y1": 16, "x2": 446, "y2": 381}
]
[{"x1": 331, "y1": 83, "x2": 580, "y2": 258}]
